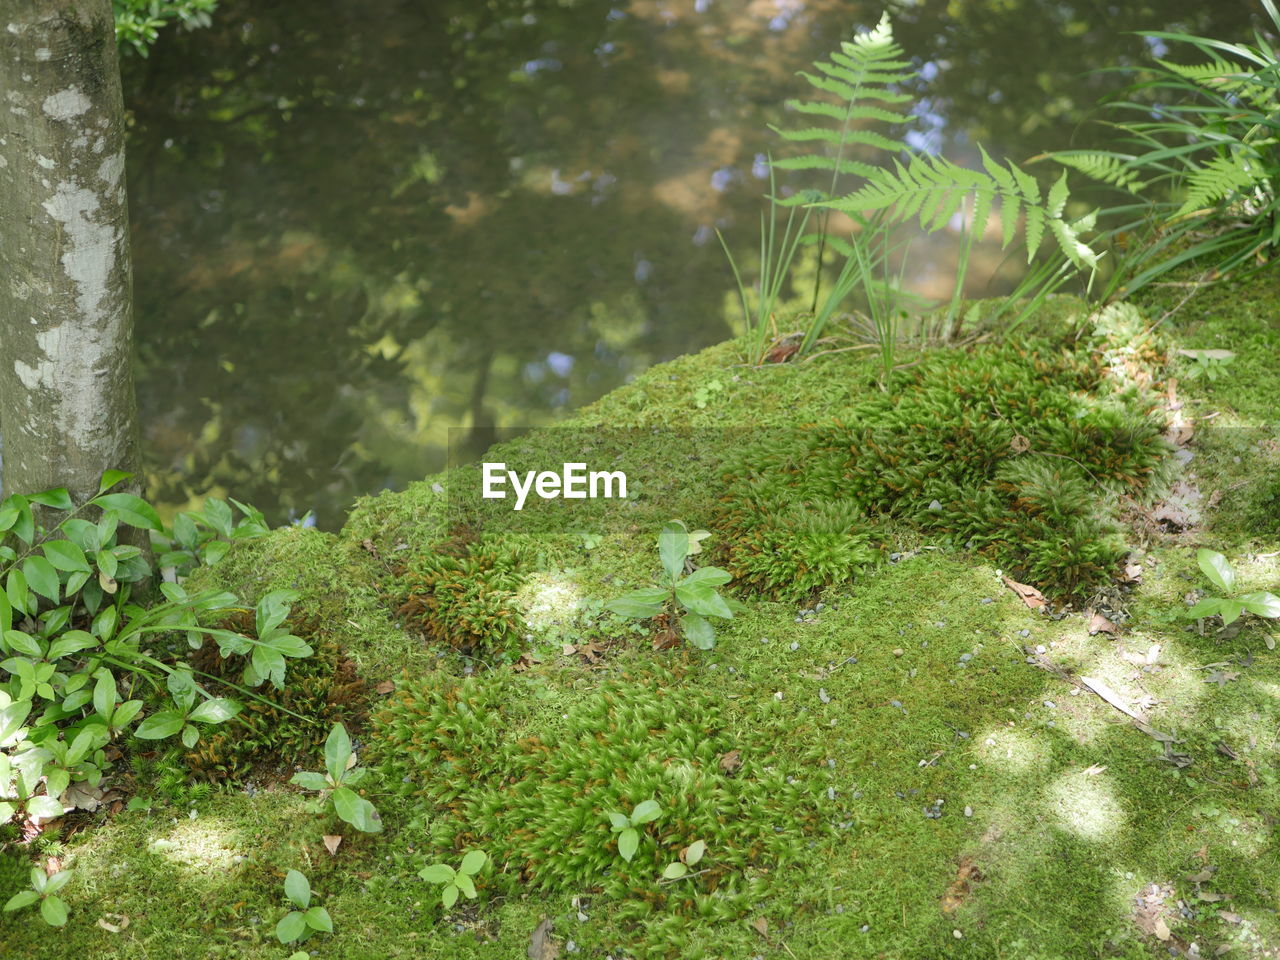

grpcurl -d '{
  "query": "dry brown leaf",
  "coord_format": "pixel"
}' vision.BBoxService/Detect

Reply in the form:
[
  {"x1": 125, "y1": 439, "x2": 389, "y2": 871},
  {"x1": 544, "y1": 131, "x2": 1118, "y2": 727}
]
[
  {"x1": 374, "y1": 680, "x2": 395, "y2": 695},
  {"x1": 561, "y1": 643, "x2": 576, "y2": 656},
  {"x1": 1152, "y1": 917, "x2": 1171, "y2": 941},
  {"x1": 323, "y1": 835, "x2": 342, "y2": 856},
  {"x1": 575, "y1": 641, "x2": 606, "y2": 664},
  {"x1": 513, "y1": 652, "x2": 538, "y2": 673},
  {"x1": 1080, "y1": 676, "x2": 1146, "y2": 721},
  {"x1": 1082, "y1": 764, "x2": 1108, "y2": 776},
  {"x1": 1010, "y1": 434, "x2": 1031, "y2": 454},
  {"x1": 718, "y1": 750, "x2": 742, "y2": 775},
  {"x1": 1088, "y1": 612, "x2": 1119, "y2": 637},
  {"x1": 528, "y1": 917, "x2": 558, "y2": 960},
  {"x1": 97, "y1": 913, "x2": 129, "y2": 933},
  {"x1": 1002, "y1": 576, "x2": 1047, "y2": 611},
  {"x1": 1198, "y1": 891, "x2": 1227, "y2": 902},
  {"x1": 751, "y1": 917, "x2": 769, "y2": 937},
  {"x1": 941, "y1": 858, "x2": 984, "y2": 914},
  {"x1": 1151, "y1": 480, "x2": 1202, "y2": 530},
  {"x1": 1120, "y1": 563, "x2": 1144, "y2": 584}
]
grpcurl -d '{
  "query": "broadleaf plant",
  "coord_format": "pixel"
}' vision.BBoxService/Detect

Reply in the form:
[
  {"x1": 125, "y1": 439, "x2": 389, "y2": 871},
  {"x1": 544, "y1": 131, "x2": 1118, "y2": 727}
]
[
  {"x1": 290, "y1": 722, "x2": 382, "y2": 833},
  {"x1": 3, "y1": 866, "x2": 73, "y2": 927},
  {"x1": 418, "y1": 849, "x2": 487, "y2": 908},
  {"x1": 606, "y1": 521, "x2": 740, "y2": 650},
  {"x1": 607, "y1": 798, "x2": 663, "y2": 863},
  {"x1": 1187, "y1": 548, "x2": 1280, "y2": 629},
  {"x1": 274, "y1": 869, "x2": 333, "y2": 945}
]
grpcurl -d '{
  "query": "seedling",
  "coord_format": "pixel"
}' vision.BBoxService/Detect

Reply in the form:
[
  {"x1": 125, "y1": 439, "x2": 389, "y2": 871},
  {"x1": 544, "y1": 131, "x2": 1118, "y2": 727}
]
[
  {"x1": 661, "y1": 839, "x2": 706, "y2": 880},
  {"x1": 1187, "y1": 548, "x2": 1280, "y2": 633},
  {"x1": 606, "y1": 521, "x2": 740, "y2": 649},
  {"x1": 290, "y1": 723, "x2": 382, "y2": 833},
  {"x1": 274, "y1": 869, "x2": 333, "y2": 944},
  {"x1": 607, "y1": 799, "x2": 663, "y2": 862},
  {"x1": 3, "y1": 867, "x2": 72, "y2": 926},
  {"x1": 418, "y1": 849, "x2": 487, "y2": 908},
  {"x1": 1178, "y1": 349, "x2": 1235, "y2": 382}
]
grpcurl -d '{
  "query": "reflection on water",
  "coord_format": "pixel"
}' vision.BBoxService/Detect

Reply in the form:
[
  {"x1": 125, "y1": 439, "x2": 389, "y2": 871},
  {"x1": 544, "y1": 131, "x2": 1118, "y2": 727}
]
[{"x1": 124, "y1": 0, "x2": 1257, "y2": 527}]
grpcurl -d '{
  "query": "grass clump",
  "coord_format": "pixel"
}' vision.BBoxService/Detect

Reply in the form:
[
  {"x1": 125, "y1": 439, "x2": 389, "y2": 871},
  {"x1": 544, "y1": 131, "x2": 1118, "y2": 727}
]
[{"x1": 716, "y1": 332, "x2": 1168, "y2": 600}]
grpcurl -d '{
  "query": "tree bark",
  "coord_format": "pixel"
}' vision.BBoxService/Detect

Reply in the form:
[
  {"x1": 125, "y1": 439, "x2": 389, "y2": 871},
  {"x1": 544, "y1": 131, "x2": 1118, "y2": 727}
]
[{"x1": 0, "y1": 0, "x2": 140, "y2": 505}]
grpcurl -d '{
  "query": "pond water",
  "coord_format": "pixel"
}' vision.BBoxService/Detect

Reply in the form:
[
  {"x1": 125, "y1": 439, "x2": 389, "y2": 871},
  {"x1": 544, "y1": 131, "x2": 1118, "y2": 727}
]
[{"x1": 122, "y1": 0, "x2": 1258, "y2": 528}]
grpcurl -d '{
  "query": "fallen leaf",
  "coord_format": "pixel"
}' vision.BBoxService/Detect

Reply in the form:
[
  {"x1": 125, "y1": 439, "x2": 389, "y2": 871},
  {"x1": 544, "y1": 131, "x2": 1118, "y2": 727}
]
[
  {"x1": 1009, "y1": 434, "x2": 1031, "y2": 454},
  {"x1": 1080, "y1": 676, "x2": 1146, "y2": 721},
  {"x1": 764, "y1": 337, "x2": 800, "y2": 364},
  {"x1": 97, "y1": 914, "x2": 129, "y2": 933},
  {"x1": 561, "y1": 643, "x2": 576, "y2": 656},
  {"x1": 1176, "y1": 348, "x2": 1235, "y2": 361},
  {"x1": 1152, "y1": 917, "x2": 1171, "y2": 941},
  {"x1": 575, "y1": 641, "x2": 606, "y2": 664},
  {"x1": 323, "y1": 835, "x2": 342, "y2": 856},
  {"x1": 1002, "y1": 576, "x2": 1047, "y2": 611},
  {"x1": 513, "y1": 652, "x2": 538, "y2": 673},
  {"x1": 1197, "y1": 891, "x2": 1227, "y2": 902},
  {"x1": 1204, "y1": 669, "x2": 1240, "y2": 688},
  {"x1": 1082, "y1": 764, "x2": 1108, "y2": 776},
  {"x1": 1120, "y1": 562, "x2": 1144, "y2": 584},
  {"x1": 941, "y1": 858, "x2": 984, "y2": 914},
  {"x1": 1151, "y1": 480, "x2": 1202, "y2": 530},
  {"x1": 718, "y1": 750, "x2": 742, "y2": 775},
  {"x1": 528, "y1": 917, "x2": 558, "y2": 960},
  {"x1": 751, "y1": 917, "x2": 769, "y2": 937},
  {"x1": 1220, "y1": 911, "x2": 1242, "y2": 924},
  {"x1": 1088, "y1": 612, "x2": 1119, "y2": 636},
  {"x1": 374, "y1": 680, "x2": 395, "y2": 695},
  {"x1": 1186, "y1": 867, "x2": 1216, "y2": 883}
]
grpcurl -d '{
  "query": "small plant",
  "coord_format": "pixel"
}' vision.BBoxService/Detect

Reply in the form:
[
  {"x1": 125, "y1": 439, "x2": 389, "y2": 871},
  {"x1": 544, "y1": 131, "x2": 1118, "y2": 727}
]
[
  {"x1": 290, "y1": 722, "x2": 382, "y2": 833},
  {"x1": 607, "y1": 798, "x2": 663, "y2": 862},
  {"x1": 1178, "y1": 349, "x2": 1235, "y2": 382},
  {"x1": 3, "y1": 866, "x2": 72, "y2": 926},
  {"x1": 606, "y1": 521, "x2": 739, "y2": 649},
  {"x1": 418, "y1": 849, "x2": 487, "y2": 908},
  {"x1": 661, "y1": 839, "x2": 706, "y2": 880},
  {"x1": 1187, "y1": 548, "x2": 1280, "y2": 629},
  {"x1": 151, "y1": 496, "x2": 268, "y2": 578},
  {"x1": 693, "y1": 379, "x2": 725, "y2": 409},
  {"x1": 274, "y1": 869, "x2": 333, "y2": 945}
]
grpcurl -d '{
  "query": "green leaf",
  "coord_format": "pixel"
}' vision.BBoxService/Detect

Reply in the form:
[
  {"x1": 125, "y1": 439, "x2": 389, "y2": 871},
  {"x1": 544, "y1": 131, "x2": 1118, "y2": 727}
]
[
  {"x1": 26, "y1": 796, "x2": 64, "y2": 819},
  {"x1": 617, "y1": 827, "x2": 640, "y2": 862},
  {"x1": 93, "y1": 672, "x2": 117, "y2": 718},
  {"x1": 47, "y1": 631, "x2": 98, "y2": 660},
  {"x1": 1240, "y1": 592, "x2": 1280, "y2": 618},
  {"x1": 90, "y1": 494, "x2": 162, "y2": 531},
  {"x1": 685, "y1": 839, "x2": 706, "y2": 866},
  {"x1": 94, "y1": 549, "x2": 119, "y2": 580},
  {"x1": 418, "y1": 864, "x2": 456, "y2": 884},
  {"x1": 662, "y1": 862, "x2": 688, "y2": 879},
  {"x1": 134, "y1": 711, "x2": 188, "y2": 740},
  {"x1": 22, "y1": 556, "x2": 60, "y2": 604},
  {"x1": 28, "y1": 488, "x2": 73, "y2": 512},
  {"x1": 275, "y1": 910, "x2": 307, "y2": 944},
  {"x1": 284, "y1": 869, "x2": 311, "y2": 910},
  {"x1": 441, "y1": 883, "x2": 459, "y2": 909},
  {"x1": 189, "y1": 698, "x2": 241, "y2": 724},
  {"x1": 40, "y1": 895, "x2": 68, "y2": 927},
  {"x1": 680, "y1": 566, "x2": 731, "y2": 588},
  {"x1": 630, "y1": 799, "x2": 662, "y2": 824},
  {"x1": 290, "y1": 772, "x2": 331, "y2": 792},
  {"x1": 203, "y1": 498, "x2": 234, "y2": 537},
  {"x1": 42, "y1": 540, "x2": 89, "y2": 573},
  {"x1": 303, "y1": 906, "x2": 332, "y2": 932},
  {"x1": 324, "y1": 723, "x2": 352, "y2": 783},
  {"x1": 43, "y1": 870, "x2": 72, "y2": 896},
  {"x1": 680, "y1": 612, "x2": 717, "y2": 650},
  {"x1": 97, "y1": 470, "x2": 132, "y2": 495},
  {"x1": 5, "y1": 569, "x2": 28, "y2": 616},
  {"x1": 674, "y1": 582, "x2": 734, "y2": 619},
  {"x1": 1218, "y1": 599, "x2": 1246, "y2": 626},
  {"x1": 459, "y1": 850, "x2": 487, "y2": 876},
  {"x1": 332, "y1": 787, "x2": 382, "y2": 833},
  {"x1": 1197, "y1": 548, "x2": 1235, "y2": 593},
  {"x1": 0, "y1": 700, "x2": 31, "y2": 745},
  {"x1": 454, "y1": 874, "x2": 477, "y2": 899},
  {"x1": 607, "y1": 811, "x2": 630, "y2": 831},
  {"x1": 658, "y1": 521, "x2": 689, "y2": 581},
  {"x1": 605, "y1": 588, "x2": 668, "y2": 619},
  {"x1": 1186, "y1": 597, "x2": 1225, "y2": 620},
  {"x1": 3, "y1": 890, "x2": 39, "y2": 912},
  {"x1": 5, "y1": 630, "x2": 43, "y2": 657},
  {"x1": 180, "y1": 724, "x2": 199, "y2": 748}
]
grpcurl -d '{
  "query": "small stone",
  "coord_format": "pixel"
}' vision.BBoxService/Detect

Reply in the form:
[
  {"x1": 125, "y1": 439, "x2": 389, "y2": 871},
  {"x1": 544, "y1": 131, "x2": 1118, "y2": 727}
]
[
  {"x1": 827, "y1": 787, "x2": 837, "y2": 800},
  {"x1": 890, "y1": 699, "x2": 904, "y2": 710},
  {"x1": 819, "y1": 688, "x2": 831, "y2": 704},
  {"x1": 566, "y1": 941, "x2": 578, "y2": 953},
  {"x1": 893, "y1": 648, "x2": 904, "y2": 657},
  {"x1": 1036, "y1": 644, "x2": 1047, "y2": 654},
  {"x1": 1019, "y1": 629, "x2": 1031, "y2": 638},
  {"x1": 827, "y1": 758, "x2": 836, "y2": 768},
  {"x1": 1043, "y1": 700, "x2": 1056, "y2": 709},
  {"x1": 760, "y1": 637, "x2": 770, "y2": 644},
  {"x1": 790, "y1": 641, "x2": 800, "y2": 651},
  {"x1": 928, "y1": 499, "x2": 942, "y2": 511},
  {"x1": 860, "y1": 925, "x2": 870, "y2": 933},
  {"x1": 773, "y1": 691, "x2": 783, "y2": 700},
  {"x1": 953, "y1": 929, "x2": 963, "y2": 939},
  {"x1": 815, "y1": 603, "x2": 826, "y2": 613},
  {"x1": 964, "y1": 805, "x2": 973, "y2": 817},
  {"x1": 959, "y1": 653, "x2": 972, "y2": 662},
  {"x1": 979, "y1": 597, "x2": 994, "y2": 605}
]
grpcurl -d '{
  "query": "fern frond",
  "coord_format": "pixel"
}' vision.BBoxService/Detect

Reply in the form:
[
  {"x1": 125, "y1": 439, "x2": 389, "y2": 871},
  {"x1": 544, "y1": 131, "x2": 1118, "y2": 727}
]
[
  {"x1": 769, "y1": 155, "x2": 882, "y2": 178},
  {"x1": 1156, "y1": 58, "x2": 1276, "y2": 110},
  {"x1": 825, "y1": 153, "x2": 1100, "y2": 271},
  {"x1": 1175, "y1": 154, "x2": 1267, "y2": 217},
  {"x1": 1050, "y1": 151, "x2": 1149, "y2": 194}
]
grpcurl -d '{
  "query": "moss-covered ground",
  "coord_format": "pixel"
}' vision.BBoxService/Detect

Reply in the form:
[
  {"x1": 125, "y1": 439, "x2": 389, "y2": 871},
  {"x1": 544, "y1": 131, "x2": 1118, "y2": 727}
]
[{"x1": 3, "y1": 276, "x2": 1279, "y2": 959}]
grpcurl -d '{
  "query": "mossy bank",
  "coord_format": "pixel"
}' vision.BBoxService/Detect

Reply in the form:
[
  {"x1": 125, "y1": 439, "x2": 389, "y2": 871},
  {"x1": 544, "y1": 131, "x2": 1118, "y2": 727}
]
[{"x1": 3, "y1": 282, "x2": 1279, "y2": 960}]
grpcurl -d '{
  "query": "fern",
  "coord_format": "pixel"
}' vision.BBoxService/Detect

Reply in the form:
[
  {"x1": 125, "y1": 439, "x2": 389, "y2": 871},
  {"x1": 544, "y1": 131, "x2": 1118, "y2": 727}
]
[
  {"x1": 1175, "y1": 154, "x2": 1268, "y2": 217},
  {"x1": 769, "y1": 11, "x2": 917, "y2": 206},
  {"x1": 824, "y1": 147, "x2": 1101, "y2": 273},
  {"x1": 1051, "y1": 151, "x2": 1149, "y2": 195}
]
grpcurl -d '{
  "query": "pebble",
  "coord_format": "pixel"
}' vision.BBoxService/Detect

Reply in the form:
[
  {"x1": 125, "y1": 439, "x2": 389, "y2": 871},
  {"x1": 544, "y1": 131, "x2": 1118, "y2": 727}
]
[
  {"x1": 893, "y1": 648, "x2": 904, "y2": 657},
  {"x1": 953, "y1": 929, "x2": 963, "y2": 939},
  {"x1": 980, "y1": 597, "x2": 994, "y2": 605},
  {"x1": 790, "y1": 641, "x2": 800, "y2": 651},
  {"x1": 928, "y1": 499, "x2": 942, "y2": 511},
  {"x1": 1036, "y1": 644, "x2": 1047, "y2": 654},
  {"x1": 828, "y1": 787, "x2": 837, "y2": 800},
  {"x1": 815, "y1": 603, "x2": 826, "y2": 613},
  {"x1": 1019, "y1": 629, "x2": 1031, "y2": 638},
  {"x1": 959, "y1": 653, "x2": 972, "y2": 662},
  {"x1": 1043, "y1": 700, "x2": 1056, "y2": 709},
  {"x1": 819, "y1": 688, "x2": 831, "y2": 703},
  {"x1": 760, "y1": 637, "x2": 770, "y2": 644},
  {"x1": 774, "y1": 691, "x2": 783, "y2": 700},
  {"x1": 964, "y1": 805, "x2": 973, "y2": 817}
]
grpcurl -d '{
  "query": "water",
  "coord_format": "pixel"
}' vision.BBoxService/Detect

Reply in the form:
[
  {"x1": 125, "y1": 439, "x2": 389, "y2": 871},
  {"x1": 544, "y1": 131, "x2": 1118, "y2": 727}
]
[{"x1": 121, "y1": 0, "x2": 1258, "y2": 528}]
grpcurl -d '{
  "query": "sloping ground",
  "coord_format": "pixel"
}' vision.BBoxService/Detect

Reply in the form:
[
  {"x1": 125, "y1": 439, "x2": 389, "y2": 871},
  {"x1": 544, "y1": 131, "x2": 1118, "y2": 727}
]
[{"x1": 2, "y1": 282, "x2": 1278, "y2": 960}]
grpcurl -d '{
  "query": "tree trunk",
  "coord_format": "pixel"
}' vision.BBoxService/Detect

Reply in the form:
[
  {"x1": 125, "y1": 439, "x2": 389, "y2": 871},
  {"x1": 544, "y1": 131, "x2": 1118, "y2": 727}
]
[{"x1": 0, "y1": 0, "x2": 140, "y2": 505}]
